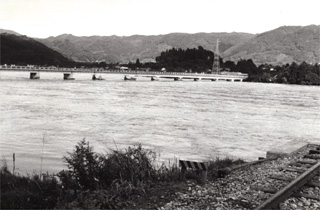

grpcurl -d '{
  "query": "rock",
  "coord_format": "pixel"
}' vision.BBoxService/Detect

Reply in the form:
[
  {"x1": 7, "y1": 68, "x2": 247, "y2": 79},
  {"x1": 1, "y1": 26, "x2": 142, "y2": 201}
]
[
  {"x1": 290, "y1": 203, "x2": 297, "y2": 209},
  {"x1": 304, "y1": 200, "x2": 311, "y2": 206}
]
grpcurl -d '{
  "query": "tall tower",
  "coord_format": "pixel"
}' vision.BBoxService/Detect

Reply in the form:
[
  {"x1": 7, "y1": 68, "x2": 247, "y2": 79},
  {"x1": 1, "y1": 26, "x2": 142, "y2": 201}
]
[{"x1": 212, "y1": 39, "x2": 220, "y2": 74}]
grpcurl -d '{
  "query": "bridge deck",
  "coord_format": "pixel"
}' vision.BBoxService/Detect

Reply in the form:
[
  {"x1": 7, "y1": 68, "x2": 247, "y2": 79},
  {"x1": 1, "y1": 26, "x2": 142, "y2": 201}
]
[{"x1": 0, "y1": 66, "x2": 248, "y2": 80}]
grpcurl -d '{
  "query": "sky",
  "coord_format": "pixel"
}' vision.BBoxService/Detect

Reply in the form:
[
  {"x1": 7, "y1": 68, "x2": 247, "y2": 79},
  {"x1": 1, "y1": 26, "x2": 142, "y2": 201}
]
[{"x1": 1, "y1": 0, "x2": 319, "y2": 38}]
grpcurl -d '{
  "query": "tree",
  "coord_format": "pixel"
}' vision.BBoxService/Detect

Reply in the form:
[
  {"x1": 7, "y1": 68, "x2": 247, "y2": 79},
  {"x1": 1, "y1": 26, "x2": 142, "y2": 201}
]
[
  {"x1": 135, "y1": 58, "x2": 141, "y2": 68},
  {"x1": 224, "y1": 60, "x2": 236, "y2": 72},
  {"x1": 63, "y1": 139, "x2": 100, "y2": 190}
]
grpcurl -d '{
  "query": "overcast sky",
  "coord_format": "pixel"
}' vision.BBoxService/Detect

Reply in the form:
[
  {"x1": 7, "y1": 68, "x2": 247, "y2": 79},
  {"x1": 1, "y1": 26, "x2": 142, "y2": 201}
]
[{"x1": 1, "y1": 0, "x2": 319, "y2": 38}]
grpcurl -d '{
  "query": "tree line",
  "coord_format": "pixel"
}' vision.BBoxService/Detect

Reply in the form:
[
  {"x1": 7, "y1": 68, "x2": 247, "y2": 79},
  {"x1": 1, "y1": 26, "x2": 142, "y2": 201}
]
[
  {"x1": 141, "y1": 47, "x2": 319, "y2": 85},
  {"x1": 80, "y1": 48, "x2": 320, "y2": 85}
]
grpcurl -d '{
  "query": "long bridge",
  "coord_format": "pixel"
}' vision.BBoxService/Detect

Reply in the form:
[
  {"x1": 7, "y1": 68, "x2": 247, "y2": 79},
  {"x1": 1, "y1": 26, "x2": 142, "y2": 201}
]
[{"x1": 0, "y1": 65, "x2": 248, "y2": 82}]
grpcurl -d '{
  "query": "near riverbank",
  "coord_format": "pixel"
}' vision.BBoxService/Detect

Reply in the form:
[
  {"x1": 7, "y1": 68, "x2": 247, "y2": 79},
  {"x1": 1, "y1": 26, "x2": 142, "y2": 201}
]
[{"x1": 0, "y1": 139, "x2": 244, "y2": 209}]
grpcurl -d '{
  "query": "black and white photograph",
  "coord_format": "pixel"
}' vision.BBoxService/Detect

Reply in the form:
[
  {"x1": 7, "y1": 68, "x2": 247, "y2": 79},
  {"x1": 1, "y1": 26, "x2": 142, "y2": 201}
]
[{"x1": 0, "y1": 0, "x2": 319, "y2": 209}]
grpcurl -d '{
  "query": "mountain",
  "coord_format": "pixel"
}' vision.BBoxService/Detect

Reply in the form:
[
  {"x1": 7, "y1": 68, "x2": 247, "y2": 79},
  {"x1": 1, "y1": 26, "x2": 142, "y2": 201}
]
[
  {"x1": 222, "y1": 25, "x2": 320, "y2": 65},
  {"x1": 37, "y1": 33, "x2": 254, "y2": 63},
  {"x1": 2, "y1": 25, "x2": 319, "y2": 66},
  {"x1": 0, "y1": 33, "x2": 74, "y2": 66}
]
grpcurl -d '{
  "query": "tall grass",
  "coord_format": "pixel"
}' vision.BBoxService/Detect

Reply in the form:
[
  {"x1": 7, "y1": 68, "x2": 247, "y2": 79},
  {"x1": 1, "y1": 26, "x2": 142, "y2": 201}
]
[
  {"x1": 1, "y1": 166, "x2": 59, "y2": 209},
  {"x1": 39, "y1": 132, "x2": 46, "y2": 180}
]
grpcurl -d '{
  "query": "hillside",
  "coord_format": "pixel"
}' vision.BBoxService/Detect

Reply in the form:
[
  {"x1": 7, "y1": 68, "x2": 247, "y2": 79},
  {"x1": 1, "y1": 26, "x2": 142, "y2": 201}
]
[
  {"x1": 0, "y1": 33, "x2": 74, "y2": 66},
  {"x1": 222, "y1": 25, "x2": 320, "y2": 65},
  {"x1": 37, "y1": 33, "x2": 254, "y2": 63}
]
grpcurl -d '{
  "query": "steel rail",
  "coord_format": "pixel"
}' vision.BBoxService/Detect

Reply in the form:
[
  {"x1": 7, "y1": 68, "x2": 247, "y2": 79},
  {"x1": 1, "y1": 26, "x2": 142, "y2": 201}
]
[{"x1": 255, "y1": 161, "x2": 320, "y2": 210}]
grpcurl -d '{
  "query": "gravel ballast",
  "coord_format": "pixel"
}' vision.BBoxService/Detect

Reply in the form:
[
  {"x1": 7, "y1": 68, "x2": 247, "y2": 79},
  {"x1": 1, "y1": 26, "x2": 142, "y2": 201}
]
[{"x1": 160, "y1": 144, "x2": 320, "y2": 210}]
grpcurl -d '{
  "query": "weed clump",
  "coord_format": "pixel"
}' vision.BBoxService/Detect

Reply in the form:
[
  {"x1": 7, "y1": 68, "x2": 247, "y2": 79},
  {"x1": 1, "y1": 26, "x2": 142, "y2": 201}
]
[{"x1": 56, "y1": 139, "x2": 180, "y2": 208}]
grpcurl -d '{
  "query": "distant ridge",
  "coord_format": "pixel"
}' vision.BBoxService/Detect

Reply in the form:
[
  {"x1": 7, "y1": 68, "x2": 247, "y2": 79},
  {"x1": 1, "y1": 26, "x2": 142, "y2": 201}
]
[
  {"x1": 37, "y1": 32, "x2": 254, "y2": 63},
  {"x1": 222, "y1": 25, "x2": 320, "y2": 65}
]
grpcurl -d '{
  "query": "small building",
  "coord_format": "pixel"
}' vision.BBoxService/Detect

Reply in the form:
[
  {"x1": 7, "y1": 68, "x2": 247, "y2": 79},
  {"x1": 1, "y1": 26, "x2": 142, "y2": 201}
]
[{"x1": 120, "y1": 66, "x2": 129, "y2": 71}]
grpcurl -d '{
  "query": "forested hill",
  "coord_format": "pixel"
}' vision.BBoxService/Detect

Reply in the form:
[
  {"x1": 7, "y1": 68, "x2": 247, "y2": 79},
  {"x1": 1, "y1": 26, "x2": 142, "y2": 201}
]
[{"x1": 0, "y1": 33, "x2": 75, "y2": 66}]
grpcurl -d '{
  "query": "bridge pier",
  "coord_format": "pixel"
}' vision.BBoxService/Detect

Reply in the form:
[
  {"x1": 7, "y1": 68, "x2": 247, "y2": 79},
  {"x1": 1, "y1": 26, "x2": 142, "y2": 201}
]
[
  {"x1": 63, "y1": 72, "x2": 75, "y2": 80},
  {"x1": 151, "y1": 76, "x2": 159, "y2": 81},
  {"x1": 194, "y1": 78, "x2": 201, "y2": 81},
  {"x1": 30, "y1": 72, "x2": 40, "y2": 79},
  {"x1": 174, "y1": 77, "x2": 182, "y2": 81}
]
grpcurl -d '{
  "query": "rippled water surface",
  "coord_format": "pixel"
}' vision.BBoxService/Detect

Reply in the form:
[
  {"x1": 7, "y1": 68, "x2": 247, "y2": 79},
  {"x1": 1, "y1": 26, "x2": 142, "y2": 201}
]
[{"x1": 0, "y1": 72, "x2": 319, "y2": 173}]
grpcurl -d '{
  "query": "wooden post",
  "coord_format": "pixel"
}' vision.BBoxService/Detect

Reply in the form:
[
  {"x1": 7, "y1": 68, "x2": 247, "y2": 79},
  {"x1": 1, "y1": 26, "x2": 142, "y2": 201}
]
[
  {"x1": 181, "y1": 167, "x2": 186, "y2": 181},
  {"x1": 201, "y1": 170, "x2": 207, "y2": 184}
]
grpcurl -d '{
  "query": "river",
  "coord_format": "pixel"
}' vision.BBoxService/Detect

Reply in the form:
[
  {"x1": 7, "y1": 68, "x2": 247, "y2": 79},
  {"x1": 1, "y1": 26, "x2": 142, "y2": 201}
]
[{"x1": 0, "y1": 72, "x2": 319, "y2": 174}]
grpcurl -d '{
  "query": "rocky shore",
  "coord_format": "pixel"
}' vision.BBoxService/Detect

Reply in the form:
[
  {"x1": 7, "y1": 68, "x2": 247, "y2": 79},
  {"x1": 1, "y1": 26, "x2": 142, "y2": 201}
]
[{"x1": 160, "y1": 144, "x2": 320, "y2": 210}]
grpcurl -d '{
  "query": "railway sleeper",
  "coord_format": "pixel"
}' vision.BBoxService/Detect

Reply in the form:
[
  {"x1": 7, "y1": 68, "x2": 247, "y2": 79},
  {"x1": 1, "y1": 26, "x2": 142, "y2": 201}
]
[
  {"x1": 295, "y1": 159, "x2": 318, "y2": 165},
  {"x1": 303, "y1": 154, "x2": 320, "y2": 160},
  {"x1": 269, "y1": 175, "x2": 320, "y2": 187},
  {"x1": 284, "y1": 167, "x2": 306, "y2": 173},
  {"x1": 290, "y1": 160, "x2": 317, "y2": 168},
  {"x1": 254, "y1": 187, "x2": 320, "y2": 201},
  {"x1": 289, "y1": 162, "x2": 310, "y2": 168},
  {"x1": 309, "y1": 149, "x2": 320, "y2": 154}
]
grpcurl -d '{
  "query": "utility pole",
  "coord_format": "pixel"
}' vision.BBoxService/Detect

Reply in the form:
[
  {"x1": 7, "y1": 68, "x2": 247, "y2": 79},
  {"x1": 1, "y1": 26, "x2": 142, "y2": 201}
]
[{"x1": 212, "y1": 39, "x2": 220, "y2": 74}]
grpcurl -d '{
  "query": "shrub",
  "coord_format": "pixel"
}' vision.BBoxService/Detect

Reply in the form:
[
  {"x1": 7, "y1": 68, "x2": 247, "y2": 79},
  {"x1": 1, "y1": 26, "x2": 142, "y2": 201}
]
[{"x1": 63, "y1": 138, "x2": 100, "y2": 190}]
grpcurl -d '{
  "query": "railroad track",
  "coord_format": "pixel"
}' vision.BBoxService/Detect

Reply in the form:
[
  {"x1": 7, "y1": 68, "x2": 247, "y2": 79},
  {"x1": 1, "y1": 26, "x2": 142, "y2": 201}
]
[{"x1": 254, "y1": 146, "x2": 320, "y2": 210}]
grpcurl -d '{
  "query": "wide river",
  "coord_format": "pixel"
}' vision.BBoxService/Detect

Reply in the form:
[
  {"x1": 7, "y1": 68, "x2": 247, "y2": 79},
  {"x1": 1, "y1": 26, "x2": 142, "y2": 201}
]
[{"x1": 0, "y1": 72, "x2": 319, "y2": 174}]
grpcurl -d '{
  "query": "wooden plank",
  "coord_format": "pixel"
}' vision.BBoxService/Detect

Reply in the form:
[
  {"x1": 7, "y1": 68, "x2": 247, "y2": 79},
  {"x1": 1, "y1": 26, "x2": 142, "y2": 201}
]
[{"x1": 255, "y1": 162, "x2": 320, "y2": 210}]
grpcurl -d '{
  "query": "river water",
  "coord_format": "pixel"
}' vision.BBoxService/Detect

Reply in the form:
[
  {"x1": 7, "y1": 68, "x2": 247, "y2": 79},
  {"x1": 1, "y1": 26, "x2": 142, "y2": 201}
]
[{"x1": 0, "y1": 72, "x2": 319, "y2": 174}]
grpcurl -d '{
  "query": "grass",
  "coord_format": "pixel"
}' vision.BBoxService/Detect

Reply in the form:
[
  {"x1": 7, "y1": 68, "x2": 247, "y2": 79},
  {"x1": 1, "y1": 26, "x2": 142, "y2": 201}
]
[
  {"x1": 1, "y1": 139, "x2": 245, "y2": 209},
  {"x1": 1, "y1": 164, "x2": 59, "y2": 209}
]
